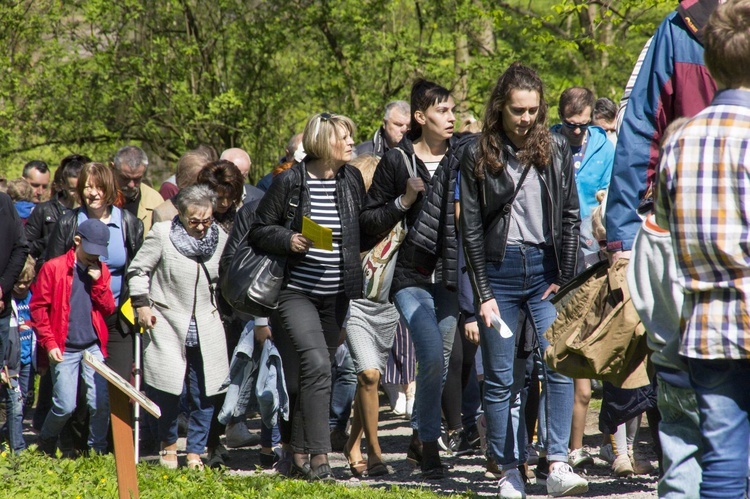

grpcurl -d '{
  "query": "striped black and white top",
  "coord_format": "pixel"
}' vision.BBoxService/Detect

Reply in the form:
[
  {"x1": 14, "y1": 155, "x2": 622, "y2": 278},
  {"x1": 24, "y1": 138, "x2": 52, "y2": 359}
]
[{"x1": 287, "y1": 177, "x2": 344, "y2": 296}]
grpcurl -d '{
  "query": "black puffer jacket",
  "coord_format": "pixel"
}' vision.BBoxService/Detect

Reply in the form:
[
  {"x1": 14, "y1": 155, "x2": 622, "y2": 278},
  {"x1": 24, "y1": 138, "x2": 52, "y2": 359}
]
[
  {"x1": 246, "y1": 162, "x2": 366, "y2": 300},
  {"x1": 25, "y1": 194, "x2": 71, "y2": 262},
  {"x1": 460, "y1": 133, "x2": 580, "y2": 304},
  {"x1": 42, "y1": 206, "x2": 144, "y2": 331},
  {"x1": 360, "y1": 135, "x2": 462, "y2": 295},
  {"x1": 406, "y1": 133, "x2": 478, "y2": 290}
]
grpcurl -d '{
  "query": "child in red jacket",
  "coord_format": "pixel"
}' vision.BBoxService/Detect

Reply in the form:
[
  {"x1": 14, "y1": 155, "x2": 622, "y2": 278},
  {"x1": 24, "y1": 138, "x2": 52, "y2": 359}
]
[{"x1": 30, "y1": 219, "x2": 115, "y2": 455}]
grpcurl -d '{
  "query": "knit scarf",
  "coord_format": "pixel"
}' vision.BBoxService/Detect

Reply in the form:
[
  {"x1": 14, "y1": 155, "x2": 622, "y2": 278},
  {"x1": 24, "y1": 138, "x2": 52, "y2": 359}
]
[{"x1": 169, "y1": 216, "x2": 219, "y2": 258}]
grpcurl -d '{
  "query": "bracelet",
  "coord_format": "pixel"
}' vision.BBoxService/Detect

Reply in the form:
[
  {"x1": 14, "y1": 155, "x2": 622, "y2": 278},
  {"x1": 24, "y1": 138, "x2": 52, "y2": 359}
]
[{"x1": 395, "y1": 195, "x2": 409, "y2": 212}]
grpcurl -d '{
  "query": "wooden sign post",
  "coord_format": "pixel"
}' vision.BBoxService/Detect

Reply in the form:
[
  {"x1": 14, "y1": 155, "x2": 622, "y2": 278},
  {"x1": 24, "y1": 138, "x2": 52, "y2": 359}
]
[{"x1": 84, "y1": 351, "x2": 161, "y2": 499}]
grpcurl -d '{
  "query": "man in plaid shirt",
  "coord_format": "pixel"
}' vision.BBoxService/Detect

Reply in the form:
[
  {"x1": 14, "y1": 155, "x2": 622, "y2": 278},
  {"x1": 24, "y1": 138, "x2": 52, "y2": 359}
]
[{"x1": 655, "y1": 0, "x2": 750, "y2": 495}]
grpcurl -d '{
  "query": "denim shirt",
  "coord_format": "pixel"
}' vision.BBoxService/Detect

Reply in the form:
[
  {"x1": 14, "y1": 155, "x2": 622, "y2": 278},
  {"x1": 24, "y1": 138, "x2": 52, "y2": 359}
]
[{"x1": 218, "y1": 322, "x2": 289, "y2": 427}]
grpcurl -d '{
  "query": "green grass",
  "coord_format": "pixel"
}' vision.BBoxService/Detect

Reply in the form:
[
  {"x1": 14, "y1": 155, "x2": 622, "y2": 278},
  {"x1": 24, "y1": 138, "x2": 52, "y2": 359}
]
[{"x1": 0, "y1": 450, "x2": 469, "y2": 499}]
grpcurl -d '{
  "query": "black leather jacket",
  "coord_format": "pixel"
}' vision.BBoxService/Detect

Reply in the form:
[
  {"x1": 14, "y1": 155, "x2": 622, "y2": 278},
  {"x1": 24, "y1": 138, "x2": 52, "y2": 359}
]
[
  {"x1": 459, "y1": 133, "x2": 580, "y2": 303},
  {"x1": 25, "y1": 194, "x2": 71, "y2": 262},
  {"x1": 42, "y1": 206, "x2": 144, "y2": 329},
  {"x1": 247, "y1": 162, "x2": 366, "y2": 300}
]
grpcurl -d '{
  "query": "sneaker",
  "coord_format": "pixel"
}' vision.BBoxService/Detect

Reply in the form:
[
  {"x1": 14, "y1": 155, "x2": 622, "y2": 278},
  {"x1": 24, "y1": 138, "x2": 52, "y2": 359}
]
[
  {"x1": 546, "y1": 463, "x2": 589, "y2": 497},
  {"x1": 628, "y1": 445, "x2": 655, "y2": 475},
  {"x1": 485, "y1": 456, "x2": 502, "y2": 479},
  {"x1": 438, "y1": 423, "x2": 450, "y2": 452},
  {"x1": 452, "y1": 429, "x2": 476, "y2": 456},
  {"x1": 393, "y1": 390, "x2": 407, "y2": 416},
  {"x1": 225, "y1": 422, "x2": 261, "y2": 448},
  {"x1": 525, "y1": 443, "x2": 539, "y2": 466},
  {"x1": 498, "y1": 468, "x2": 527, "y2": 499},
  {"x1": 568, "y1": 447, "x2": 594, "y2": 468},
  {"x1": 330, "y1": 428, "x2": 349, "y2": 453},
  {"x1": 534, "y1": 456, "x2": 549, "y2": 485},
  {"x1": 599, "y1": 443, "x2": 616, "y2": 464},
  {"x1": 612, "y1": 453, "x2": 634, "y2": 477}
]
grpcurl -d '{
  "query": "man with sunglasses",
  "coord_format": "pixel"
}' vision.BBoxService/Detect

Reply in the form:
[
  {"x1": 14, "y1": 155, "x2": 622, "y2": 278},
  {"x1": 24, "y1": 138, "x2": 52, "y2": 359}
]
[{"x1": 551, "y1": 87, "x2": 614, "y2": 269}]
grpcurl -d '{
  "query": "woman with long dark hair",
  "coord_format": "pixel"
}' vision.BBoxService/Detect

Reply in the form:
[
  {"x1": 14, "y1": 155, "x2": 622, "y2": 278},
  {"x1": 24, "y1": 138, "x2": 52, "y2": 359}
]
[
  {"x1": 360, "y1": 79, "x2": 460, "y2": 479},
  {"x1": 460, "y1": 62, "x2": 587, "y2": 497}
]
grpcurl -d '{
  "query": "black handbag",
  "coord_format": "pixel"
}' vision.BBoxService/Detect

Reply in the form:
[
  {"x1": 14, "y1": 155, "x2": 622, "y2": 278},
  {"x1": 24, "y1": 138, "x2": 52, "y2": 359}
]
[{"x1": 220, "y1": 170, "x2": 302, "y2": 317}]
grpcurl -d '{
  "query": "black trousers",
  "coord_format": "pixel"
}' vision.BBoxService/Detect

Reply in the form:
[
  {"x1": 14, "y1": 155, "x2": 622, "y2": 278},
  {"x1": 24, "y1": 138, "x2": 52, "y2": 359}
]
[{"x1": 271, "y1": 289, "x2": 348, "y2": 454}]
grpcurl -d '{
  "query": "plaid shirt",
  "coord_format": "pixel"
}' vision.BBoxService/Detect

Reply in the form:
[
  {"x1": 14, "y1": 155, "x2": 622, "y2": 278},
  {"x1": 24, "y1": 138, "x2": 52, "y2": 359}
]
[{"x1": 655, "y1": 89, "x2": 750, "y2": 360}]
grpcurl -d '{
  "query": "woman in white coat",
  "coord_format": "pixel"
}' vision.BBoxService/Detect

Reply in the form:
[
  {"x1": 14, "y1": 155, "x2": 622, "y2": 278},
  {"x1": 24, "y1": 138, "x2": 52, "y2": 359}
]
[{"x1": 128, "y1": 184, "x2": 229, "y2": 470}]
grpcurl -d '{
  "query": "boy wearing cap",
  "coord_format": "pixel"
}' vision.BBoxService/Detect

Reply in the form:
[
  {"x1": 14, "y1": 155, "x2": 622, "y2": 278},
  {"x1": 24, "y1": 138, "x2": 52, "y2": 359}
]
[{"x1": 30, "y1": 219, "x2": 115, "y2": 455}]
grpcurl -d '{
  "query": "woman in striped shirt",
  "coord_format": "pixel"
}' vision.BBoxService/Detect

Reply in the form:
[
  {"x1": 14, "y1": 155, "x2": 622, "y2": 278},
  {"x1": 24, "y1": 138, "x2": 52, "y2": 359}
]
[{"x1": 246, "y1": 113, "x2": 366, "y2": 481}]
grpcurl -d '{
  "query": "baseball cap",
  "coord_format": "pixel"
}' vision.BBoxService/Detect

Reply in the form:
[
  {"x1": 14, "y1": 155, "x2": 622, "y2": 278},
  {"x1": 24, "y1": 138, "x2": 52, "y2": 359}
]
[{"x1": 76, "y1": 219, "x2": 110, "y2": 258}]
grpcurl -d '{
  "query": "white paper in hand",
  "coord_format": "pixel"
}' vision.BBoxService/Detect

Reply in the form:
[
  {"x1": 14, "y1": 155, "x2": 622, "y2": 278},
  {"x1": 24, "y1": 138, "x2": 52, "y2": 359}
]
[{"x1": 491, "y1": 313, "x2": 514, "y2": 339}]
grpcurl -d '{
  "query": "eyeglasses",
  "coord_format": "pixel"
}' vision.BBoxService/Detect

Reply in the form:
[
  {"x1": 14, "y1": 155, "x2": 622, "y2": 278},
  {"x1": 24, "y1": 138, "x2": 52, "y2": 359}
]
[
  {"x1": 561, "y1": 119, "x2": 590, "y2": 131},
  {"x1": 312, "y1": 112, "x2": 333, "y2": 139},
  {"x1": 187, "y1": 217, "x2": 213, "y2": 228}
]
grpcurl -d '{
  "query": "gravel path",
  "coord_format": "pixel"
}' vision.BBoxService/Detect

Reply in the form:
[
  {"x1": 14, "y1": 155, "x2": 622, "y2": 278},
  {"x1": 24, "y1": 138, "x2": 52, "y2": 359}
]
[{"x1": 215, "y1": 397, "x2": 659, "y2": 498}]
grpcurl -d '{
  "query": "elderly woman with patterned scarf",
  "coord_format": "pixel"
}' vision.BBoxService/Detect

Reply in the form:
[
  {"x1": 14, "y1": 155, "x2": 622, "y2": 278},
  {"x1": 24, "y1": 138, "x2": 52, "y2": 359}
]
[{"x1": 128, "y1": 184, "x2": 229, "y2": 470}]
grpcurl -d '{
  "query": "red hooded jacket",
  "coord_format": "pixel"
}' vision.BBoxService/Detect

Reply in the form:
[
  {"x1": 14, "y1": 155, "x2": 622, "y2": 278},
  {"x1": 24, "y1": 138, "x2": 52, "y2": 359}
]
[{"x1": 30, "y1": 248, "x2": 115, "y2": 357}]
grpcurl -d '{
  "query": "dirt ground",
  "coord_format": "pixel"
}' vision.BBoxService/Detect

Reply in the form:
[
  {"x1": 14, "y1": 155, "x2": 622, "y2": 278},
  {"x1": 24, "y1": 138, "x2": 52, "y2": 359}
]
[{"x1": 188, "y1": 395, "x2": 659, "y2": 498}]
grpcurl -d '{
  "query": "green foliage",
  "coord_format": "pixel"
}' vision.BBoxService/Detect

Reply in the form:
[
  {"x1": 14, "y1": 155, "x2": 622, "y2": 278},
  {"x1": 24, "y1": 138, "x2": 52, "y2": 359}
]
[
  {"x1": 0, "y1": 450, "x2": 469, "y2": 498},
  {"x1": 0, "y1": 0, "x2": 674, "y2": 183}
]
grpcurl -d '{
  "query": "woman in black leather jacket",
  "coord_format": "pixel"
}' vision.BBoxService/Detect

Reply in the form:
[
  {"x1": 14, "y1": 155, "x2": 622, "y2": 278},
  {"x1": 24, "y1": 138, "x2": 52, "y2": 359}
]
[
  {"x1": 360, "y1": 79, "x2": 459, "y2": 479},
  {"x1": 459, "y1": 63, "x2": 585, "y2": 497},
  {"x1": 246, "y1": 113, "x2": 365, "y2": 481},
  {"x1": 43, "y1": 162, "x2": 143, "y2": 380}
]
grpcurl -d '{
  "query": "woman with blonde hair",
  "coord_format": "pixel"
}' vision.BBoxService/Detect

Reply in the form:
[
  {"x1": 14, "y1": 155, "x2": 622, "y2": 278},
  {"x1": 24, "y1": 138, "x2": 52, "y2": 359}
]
[{"x1": 246, "y1": 112, "x2": 366, "y2": 480}]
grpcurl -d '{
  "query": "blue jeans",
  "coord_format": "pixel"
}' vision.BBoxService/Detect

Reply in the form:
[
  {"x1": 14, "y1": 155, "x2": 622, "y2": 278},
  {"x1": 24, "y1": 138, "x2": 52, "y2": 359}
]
[
  {"x1": 394, "y1": 284, "x2": 458, "y2": 442},
  {"x1": 688, "y1": 358, "x2": 750, "y2": 498},
  {"x1": 18, "y1": 362, "x2": 34, "y2": 416},
  {"x1": 657, "y1": 375, "x2": 702, "y2": 499},
  {"x1": 480, "y1": 245, "x2": 573, "y2": 468},
  {"x1": 1, "y1": 375, "x2": 26, "y2": 452},
  {"x1": 149, "y1": 346, "x2": 214, "y2": 455},
  {"x1": 41, "y1": 344, "x2": 110, "y2": 453},
  {"x1": 330, "y1": 344, "x2": 356, "y2": 431}
]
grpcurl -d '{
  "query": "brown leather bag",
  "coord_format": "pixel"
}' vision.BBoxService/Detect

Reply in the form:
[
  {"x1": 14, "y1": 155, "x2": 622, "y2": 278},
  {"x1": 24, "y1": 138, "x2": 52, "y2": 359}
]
[{"x1": 544, "y1": 258, "x2": 650, "y2": 389}]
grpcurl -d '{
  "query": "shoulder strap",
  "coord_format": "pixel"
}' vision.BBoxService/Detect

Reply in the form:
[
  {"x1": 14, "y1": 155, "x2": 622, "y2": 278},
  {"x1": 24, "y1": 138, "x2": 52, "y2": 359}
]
[
  {"x1": 396, "y1": 148, "x2": 418, "y2": 179},
  {"x1": 285, "y1": 167, "x2": 303, "y2": 229},
  {"x1": 197, "y1": 258, "x2": 216, "y2": 309},
  {"x1": 502, "y1": 166, "x2": 532, "y2": 215}
]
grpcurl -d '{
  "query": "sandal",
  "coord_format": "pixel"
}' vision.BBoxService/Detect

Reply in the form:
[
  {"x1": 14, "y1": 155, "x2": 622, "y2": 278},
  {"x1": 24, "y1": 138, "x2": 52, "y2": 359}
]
[
  {"x1": 366, "y1": 462, "x2": 389, "y2": 477},
  {"x1": 309, "y1": 462, "x2": 335, "y2": 482},
  {"x1": 187, "y1": 457, "x2": 205, "y2": 470},
  {"x1": 343, "y1": 448, "x2": 367, "y2": 478},
  {"x1": 159, "y1": 449, "x2": 178, "y2": 470}
]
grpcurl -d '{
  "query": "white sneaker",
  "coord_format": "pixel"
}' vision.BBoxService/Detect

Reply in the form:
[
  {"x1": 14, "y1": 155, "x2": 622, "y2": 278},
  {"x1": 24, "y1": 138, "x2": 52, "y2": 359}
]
[
  {"x1": 599, "y1": 443, "x2": 616, "y2": 464},
  {"x1": 546, "y1": 463, "x2": 589, "y2": 497},
  {"x1": 498, "y1": 468, "x2": 527, "y2": 499},
  {"x1": 225, "y1": 422, "x2": 260, "y2": 448},
  {"x1": 568, "y1": 447, "x2": 594, "y2": 468},
  {"x1": 393, "y1": 390, "x2": 407, "y2": 416},
  {"x1": 405, "y1": 381, "x2": 416, "y2": 417}
]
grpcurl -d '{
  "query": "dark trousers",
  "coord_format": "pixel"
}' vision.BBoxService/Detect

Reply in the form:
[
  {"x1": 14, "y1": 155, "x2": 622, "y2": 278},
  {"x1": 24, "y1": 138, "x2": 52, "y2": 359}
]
[{"x1": 271, "y1": 289, "x2": 348, "y2": 454}]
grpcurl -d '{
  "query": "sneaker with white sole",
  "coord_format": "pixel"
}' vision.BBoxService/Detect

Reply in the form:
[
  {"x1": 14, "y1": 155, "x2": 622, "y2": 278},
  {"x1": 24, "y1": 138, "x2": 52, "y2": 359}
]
[
  {"x1": 568, "y1": 447, "x2": 594, "y2": 468},
  {"x1": 546, "y1": 463, "x2": 589, "y2": 497},
  {"x1": 498, "y1": 468, "x2": 527, "y2": 499}
]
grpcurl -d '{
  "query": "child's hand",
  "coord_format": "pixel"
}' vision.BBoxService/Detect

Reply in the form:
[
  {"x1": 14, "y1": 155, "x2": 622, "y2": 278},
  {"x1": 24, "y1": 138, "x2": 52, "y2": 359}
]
[
  {"x1": 88, "y1": 263, "x2": 102, "y2": 281},
  {"x1": 48, "y1": 348, "x2": 64, "y2": 364}
]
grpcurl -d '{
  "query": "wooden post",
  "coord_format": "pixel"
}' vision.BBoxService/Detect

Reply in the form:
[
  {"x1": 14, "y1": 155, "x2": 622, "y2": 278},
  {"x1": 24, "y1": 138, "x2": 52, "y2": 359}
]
[
  {"x1": 83, "y1": 351, "x2": 160, "y2": 499},
  {"x1": 109, "y1": 383, "x2": 139, "y2": 499}
]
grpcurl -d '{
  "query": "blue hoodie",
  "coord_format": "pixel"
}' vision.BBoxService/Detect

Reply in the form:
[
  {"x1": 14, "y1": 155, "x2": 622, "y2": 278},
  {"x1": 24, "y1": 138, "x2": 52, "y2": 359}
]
[
  {"x1": 14, "y1": 201, "x2": 35, "y2": 221},
  {"x1": 549, "y1": 124, "x2": 614, "y2": 219}
]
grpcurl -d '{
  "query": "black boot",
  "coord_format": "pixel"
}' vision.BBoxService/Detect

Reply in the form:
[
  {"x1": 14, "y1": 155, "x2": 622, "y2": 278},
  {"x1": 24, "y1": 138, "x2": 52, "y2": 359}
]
[{"x1": 421, "y1": 440, "x2": 444, "y2": 480}]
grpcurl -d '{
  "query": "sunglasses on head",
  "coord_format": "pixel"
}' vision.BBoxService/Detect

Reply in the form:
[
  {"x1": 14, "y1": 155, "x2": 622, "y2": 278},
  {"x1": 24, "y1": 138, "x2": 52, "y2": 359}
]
[{"x1": 313, "y1": 112, "x2": 333, "y2": 138}]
